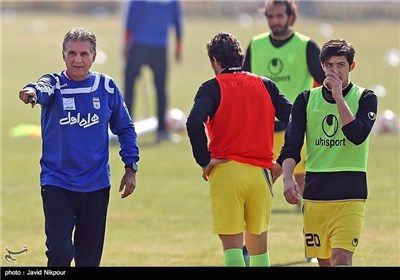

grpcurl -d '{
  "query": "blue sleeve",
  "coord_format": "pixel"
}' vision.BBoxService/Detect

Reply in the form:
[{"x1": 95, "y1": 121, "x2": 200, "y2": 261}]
[
  {"x1": 125, "y1": 1, "x2": 140, "y2": 33},
  {"x1": 108, "y1": 79, "x2": 140, "y2": 165},
  {"x1": 24, "y1": 73, "x2": 59, "y2": 107},
  {"x1": 172, "y1": 0, "x2": 183, "y2": 40}
]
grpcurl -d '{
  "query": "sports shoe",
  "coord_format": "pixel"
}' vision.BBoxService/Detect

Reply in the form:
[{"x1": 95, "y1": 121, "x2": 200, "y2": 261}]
[{"x1": 305, "y1": 257, "x2": 318, "y2": 263}]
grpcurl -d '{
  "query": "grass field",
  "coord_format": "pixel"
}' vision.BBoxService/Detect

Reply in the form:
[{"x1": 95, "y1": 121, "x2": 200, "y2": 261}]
[{"x1": 1, "y1": 8, "x2": 399, "y2": 267}]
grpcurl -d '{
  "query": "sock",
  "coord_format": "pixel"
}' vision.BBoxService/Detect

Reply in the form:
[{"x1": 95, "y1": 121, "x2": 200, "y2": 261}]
[
  {"x1": 250, "y1": 252, "x2": 270, "y2": 267},
  {"x1": 224, "y1": 248, "x2": 246, "y2": 267}
]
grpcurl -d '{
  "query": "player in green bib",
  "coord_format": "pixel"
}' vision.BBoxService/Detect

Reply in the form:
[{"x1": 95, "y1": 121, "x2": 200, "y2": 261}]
[
  {"x1": 242, "y1": 0, "x2": 325, "y2": 264},
  {"x1": 243, "y1": 0, "x2": 325, "y2": 207},
  {"x1": 277, "y1": 39, "x2": 378, "y2": 266}
]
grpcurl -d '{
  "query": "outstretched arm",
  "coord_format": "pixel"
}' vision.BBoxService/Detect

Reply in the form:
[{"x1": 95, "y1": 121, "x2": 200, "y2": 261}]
[{"x1": 19, "y1": 88, "x2": 37, "y2": 108}]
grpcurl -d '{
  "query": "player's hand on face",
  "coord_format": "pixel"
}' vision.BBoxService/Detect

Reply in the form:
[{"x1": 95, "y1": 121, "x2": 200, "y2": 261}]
[{"x1": 324, "y1": 71, "x2": 344, "y2": 101}]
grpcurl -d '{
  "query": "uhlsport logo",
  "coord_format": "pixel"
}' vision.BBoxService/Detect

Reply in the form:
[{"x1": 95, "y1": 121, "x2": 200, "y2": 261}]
[
  {"x1": 322, "y1": 114, "x2": 338, "y2": 137},
  {"x1": 368, "y1": 111, "x2": 376, "y2": 120},
  {"x1": 268, "y1": 58, "x2": 284, "y2": 75},
  {"x1": 268, "y1": 58, "x2": 290, "y2": 82},
  {"x1": 315, "y1": 113, "x2": 346, "y2": 148}
]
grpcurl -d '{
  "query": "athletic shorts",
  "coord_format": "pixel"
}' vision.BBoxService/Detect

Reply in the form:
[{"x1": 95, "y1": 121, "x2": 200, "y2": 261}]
[
  {"x1": 303, "y1": 200, "x2": 366, "y2": 259},
  {"x1": 274, "y1": 131, "x2": 306, "y2": 174},
  {"x1": 208, "y1": 160, "x2": 273, "y2": 235}
]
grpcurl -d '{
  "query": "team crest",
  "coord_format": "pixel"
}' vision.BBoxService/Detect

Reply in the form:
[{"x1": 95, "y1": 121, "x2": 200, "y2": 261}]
[
  {"x1": 93, "y1": 97, "x2": 100, "y2": 109},
  {"x1": 63, "y1": 97, "x2": 76, "y2": 110}
]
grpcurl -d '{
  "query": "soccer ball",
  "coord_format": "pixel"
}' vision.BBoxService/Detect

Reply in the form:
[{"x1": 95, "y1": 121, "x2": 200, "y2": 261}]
[
  {"x1": 371, "y1": 110, "x2": 400, "y2": 134},
  {"x1": 165, "y1": 108, "x2": 187, "y2": 133}
]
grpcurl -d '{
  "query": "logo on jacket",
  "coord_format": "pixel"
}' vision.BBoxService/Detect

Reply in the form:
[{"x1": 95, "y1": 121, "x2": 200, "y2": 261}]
[
  {"x1": 268, "y1": 58, "x2": 284, "y2": 75},
  {"x1": 315, "y1": 114, "x2": 346, "y2": 148},
  {"x1": 93, "y1": 97, "x2": 100, "y2": 109},
  {"x1": 368, "y1": 112, "x2": 376, "y2": 120},
  {"x1": 322, "y1": 114, "x2": 338, "y2": 137},
  {"x1": 59, "y1": 112, "x2": 100, "y2": 128},
  {"x1": 63, "y1": 97, "x2": 76, "y2": 110}
]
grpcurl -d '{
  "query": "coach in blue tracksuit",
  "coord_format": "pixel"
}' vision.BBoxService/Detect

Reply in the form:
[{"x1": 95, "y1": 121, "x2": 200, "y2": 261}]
[
  {"x1": 19, "y1": 27, "x2": 140, "y2": 267},
  {"x1": 123, "y1": 0, "x2": 183, "y2": 143}
]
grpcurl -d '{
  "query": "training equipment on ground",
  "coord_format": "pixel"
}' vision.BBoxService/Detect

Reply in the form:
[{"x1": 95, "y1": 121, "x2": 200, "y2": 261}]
[
  {"x1": 9, "y1": 123, "x2": 41, "y2": 138},
  {"x1": 109, "y1": 108, "x2": 186, "y2": 141},
  {"x1": 165, "y1": 108, "x2": 187, "y2": 133},
  {"x1": 371, "y1": 110, "x2": 400, "y2": 134}
]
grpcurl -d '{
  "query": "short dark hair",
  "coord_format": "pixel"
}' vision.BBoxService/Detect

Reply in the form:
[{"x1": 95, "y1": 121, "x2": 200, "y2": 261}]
[
  {"x1": 206, "y1": 32, "x2": 244, "y2": 69},
  {"x1": 320, "y1": 39, "x2": 355, "y2": 65},
  {"x1": 265, "y1": 0, "x2": 298, "y2": 18},
  {"x1": 63, "y1": 27, "x2": 97, "y2": 53}
]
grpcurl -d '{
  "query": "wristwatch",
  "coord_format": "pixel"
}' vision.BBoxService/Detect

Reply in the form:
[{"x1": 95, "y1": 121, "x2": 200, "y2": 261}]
[{"x1": 125, "y1": 163, "x2": 138, "y2": 172}]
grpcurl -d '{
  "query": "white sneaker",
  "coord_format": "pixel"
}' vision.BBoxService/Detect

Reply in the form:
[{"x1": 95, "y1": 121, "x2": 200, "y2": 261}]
[{"x1": 304, "y1": 257, "x2": 318, "y2": 263}]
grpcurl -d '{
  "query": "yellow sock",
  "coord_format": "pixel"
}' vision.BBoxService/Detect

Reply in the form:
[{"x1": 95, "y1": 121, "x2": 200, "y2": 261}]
[
  {"x1": 224, "y1": 248, "x2": 246, "y2": 267},
  {"x1": 250, "y1": 252, "x2": 270, "y2": 267}
]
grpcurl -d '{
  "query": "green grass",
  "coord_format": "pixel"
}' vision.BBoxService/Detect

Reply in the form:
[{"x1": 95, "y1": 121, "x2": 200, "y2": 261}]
[{"x1": 1, "y1": 10, "x2": 399, "y2": 267}]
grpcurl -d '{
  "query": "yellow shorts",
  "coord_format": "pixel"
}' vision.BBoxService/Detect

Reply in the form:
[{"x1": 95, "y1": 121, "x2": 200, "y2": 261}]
[
  {"x1": 208, "y1": 160, "x2": 273, "y2": 235},
  {"x1": 274, "y1": 131, "x2": 306, "y2": 174},
  {"x1": 303, "y1": 200, "x2": 366, "y2": 259}
]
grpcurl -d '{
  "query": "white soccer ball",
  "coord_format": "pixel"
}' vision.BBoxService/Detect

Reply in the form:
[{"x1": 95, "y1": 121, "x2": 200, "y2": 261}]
[
  {"x1": 165, "y1": 108, "x2": 187, "y2": 133},
  {"x1": 371, "y1": 110, "x2": 400, "y2": 134}
]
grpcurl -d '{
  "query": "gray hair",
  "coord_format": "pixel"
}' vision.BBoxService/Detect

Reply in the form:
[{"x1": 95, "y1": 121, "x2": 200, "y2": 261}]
[{"x1": 62, "y1": 27, "x2": 97, "y2": 53}]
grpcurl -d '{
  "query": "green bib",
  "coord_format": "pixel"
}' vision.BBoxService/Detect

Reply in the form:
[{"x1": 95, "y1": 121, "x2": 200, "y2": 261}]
[
  {"x1": 250, "y1": 32, "x2": 313, "y2": 102},
  {"x1": 305, "y1": 85, "x2": 369, "y2": 172}
]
